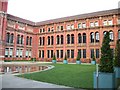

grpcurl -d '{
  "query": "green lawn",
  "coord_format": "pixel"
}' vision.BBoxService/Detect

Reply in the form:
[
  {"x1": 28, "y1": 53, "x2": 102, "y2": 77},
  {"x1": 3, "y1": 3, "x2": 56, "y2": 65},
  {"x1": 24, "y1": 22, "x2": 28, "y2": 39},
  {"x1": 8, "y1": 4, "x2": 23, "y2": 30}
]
[{"x1": 17, "y1": 64, "x2": 96, "y2": 89}]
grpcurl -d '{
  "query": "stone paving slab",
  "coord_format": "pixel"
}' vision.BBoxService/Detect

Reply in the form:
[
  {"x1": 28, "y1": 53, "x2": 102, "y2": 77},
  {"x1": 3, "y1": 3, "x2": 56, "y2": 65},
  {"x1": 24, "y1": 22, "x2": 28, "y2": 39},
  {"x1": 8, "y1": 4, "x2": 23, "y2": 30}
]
[{"x1": 1, "y1": 74, "x2": 70, "y2": 89}]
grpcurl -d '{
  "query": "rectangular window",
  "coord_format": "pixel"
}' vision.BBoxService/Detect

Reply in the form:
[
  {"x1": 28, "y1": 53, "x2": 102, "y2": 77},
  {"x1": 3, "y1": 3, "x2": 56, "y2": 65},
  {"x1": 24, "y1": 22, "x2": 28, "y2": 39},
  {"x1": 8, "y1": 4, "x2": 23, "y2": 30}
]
[
  {"x1": 82, "y1": 23, "x2": 86, "y2": 28},
  {"x1": 9, "y1": 48, "x2": 13, "y2": 57},
  {"x1": 83, "y1": 49, "x2": 86, "y2": 58},
  {"x1": 95, "y1": 21, "x2": 99, "y2": 27},
  {"x1": 90, "y1": 22, "x2": 94, "y2": 27},
  {"x1": 51, "y1": 50, "x2": 53, "y2": 58},
  {"x1": 90, "y1": 49, "x2": 94, "y2": 58},
  {"x1": 20, "y1": 49, "x2": 23, "y2": 57},
  {"x1": 48, "y1": 28, "x2": 50, "y2": 32},
  {"x1": 78, "y1": 49, "x2": 81, "y2": 58},
  {"x1": 57, "y1": 50, "x2": 59, "y2": 58},
  {"x1": 71, "y1": 50, "x2": 74, "y2": 58},
  {"x1": 103, "y1": 20, "x2": 107, "y2": 26},
  {"x1": 42, "y1": 50, "x2": 44, "y2": 58},
  {"x1": 60, "y1": 50, "x2": 63, "y2": 58},
  {"x1": 47, "y1": 50, "x2": 50, "y2": 58},
  {"x1": 61, "y1": 26, "x2": 63, "y2": 30},
  {"x1": 67, "y1": 50, "x2": 70, "y2": 58},
  {"x1": 39, "y1": 50, "x2": 41, "y2": 58},
  {"x1": 29, "y1": 50, "x2": 31, "y2": 58},
  {"x1": 67, "y1": 25, "x2": 71, "y2": 30},
  {"x1": 78, "y1": 23, "x2": 82, "y2": 28},
  {"x1": 16, "y1": 49, "x2": 19, "y2": 57},
  {"x1": 96, "y1": 49, "x2": 99, "y2": 58},
  {"x1": 108, "y1": 20, "x2": 113, "y2": 25},
  {"x1": 26, "y1": 50, "x2": 28, "y2": 57},
  {"x1": 118, "y1": 19, "x2": 120, "y2": 24},
  {"x1": 71, "y1": 24, "x2": 74, "y2": 29},
  {"x1": 5, "y1": 48, "x2": 9, "y2": 57}
]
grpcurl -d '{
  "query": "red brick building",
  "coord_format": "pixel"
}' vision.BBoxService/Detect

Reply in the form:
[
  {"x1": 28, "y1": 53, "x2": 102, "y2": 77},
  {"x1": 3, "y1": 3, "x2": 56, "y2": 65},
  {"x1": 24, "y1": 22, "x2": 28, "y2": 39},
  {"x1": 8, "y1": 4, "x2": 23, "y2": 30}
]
[{"x1": 0, "y1": 1, "x2": 120, "y2": 63}]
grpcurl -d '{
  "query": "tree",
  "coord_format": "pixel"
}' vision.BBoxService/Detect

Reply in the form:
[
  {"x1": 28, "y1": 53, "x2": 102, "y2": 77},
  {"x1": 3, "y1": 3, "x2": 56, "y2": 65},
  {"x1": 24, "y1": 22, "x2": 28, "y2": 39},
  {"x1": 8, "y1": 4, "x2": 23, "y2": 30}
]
[
  {"x1": 76, "y1": 52, "x2": 80, "y2": 61},
  {"x1": 99, "y1": 32, "x2": 114, "y2": 73},
  {"x1": 114, "y1": 40, "x2": 120, "y2": 67}
]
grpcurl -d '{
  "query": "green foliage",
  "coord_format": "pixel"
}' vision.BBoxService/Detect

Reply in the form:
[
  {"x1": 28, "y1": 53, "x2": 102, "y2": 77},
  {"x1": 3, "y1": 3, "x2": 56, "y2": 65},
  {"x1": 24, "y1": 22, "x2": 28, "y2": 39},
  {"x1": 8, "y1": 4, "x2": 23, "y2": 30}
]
[
  {"x1": 64, "y1": 53, "x2": 67, "y2": 60},
  {"x1": 76, "y1": 52, "x2": 81, "y2": 61},
  {"x1": 52, "y1": 53, "x2": 56, "y2": 60},
  {"x1": 114, "y1": 40, "x2": 120, "y2": 67},
  {"x1": 31, "y1": 58, "x2": 36, "y2": 61},
  {"x1": 92, "y1": 55, "x2": 96, "y2": 61},
  {"x1": 99, "y1": 32, "x2": 114, "y2": 73}
]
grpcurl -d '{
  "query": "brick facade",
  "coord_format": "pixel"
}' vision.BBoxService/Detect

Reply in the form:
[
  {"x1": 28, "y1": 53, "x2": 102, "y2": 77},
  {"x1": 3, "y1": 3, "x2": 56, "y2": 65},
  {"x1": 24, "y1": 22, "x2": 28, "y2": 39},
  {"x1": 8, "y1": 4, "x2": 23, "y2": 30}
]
[{"x1": 0, "y1": 1, "x2": 120, "y2": 63}]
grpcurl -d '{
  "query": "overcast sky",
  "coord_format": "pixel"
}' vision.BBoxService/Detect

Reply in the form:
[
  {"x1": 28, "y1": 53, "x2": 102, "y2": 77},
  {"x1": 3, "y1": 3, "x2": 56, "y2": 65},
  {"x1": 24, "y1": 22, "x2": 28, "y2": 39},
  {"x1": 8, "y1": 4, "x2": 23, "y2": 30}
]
[{"x1": 7, "y1": 0, "x2": 120, "y2": 22}]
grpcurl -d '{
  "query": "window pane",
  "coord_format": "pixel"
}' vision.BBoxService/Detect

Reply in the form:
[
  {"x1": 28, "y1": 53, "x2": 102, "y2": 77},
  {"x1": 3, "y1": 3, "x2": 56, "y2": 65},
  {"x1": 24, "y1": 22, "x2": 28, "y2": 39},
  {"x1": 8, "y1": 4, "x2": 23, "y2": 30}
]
[
  {"x1": 71, "y1": 50, "x2": 74, "y2": 58},
  {"x1": 83, "y1": 49, "x2": 86, "y2": 58},
  {"x1": 67, "y1": 50, "x2": 70, "y2": 58},
  {"x1": 61, "y1": 50, "x2": 63, "y2": 58},
  {"x1": 96, "y1": 49, "x2": 99, "y2": 58},
  {"x1": 5, "y1": 48, "x2": 9, "y2": 57},
  {"x1": 78, "y1": 49, "x2": 81, "y2": 58},
  {"x1": 91, "y1": 49, "x2": 94, "y2": 58}
]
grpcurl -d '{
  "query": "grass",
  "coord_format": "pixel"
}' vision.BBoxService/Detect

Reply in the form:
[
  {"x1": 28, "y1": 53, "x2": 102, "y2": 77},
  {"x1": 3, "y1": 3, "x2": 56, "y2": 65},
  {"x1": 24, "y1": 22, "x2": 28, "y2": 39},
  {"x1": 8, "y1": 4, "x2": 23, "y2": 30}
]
[{"x1": 17, "y1": 64, "x2": 96, "y2": 89}]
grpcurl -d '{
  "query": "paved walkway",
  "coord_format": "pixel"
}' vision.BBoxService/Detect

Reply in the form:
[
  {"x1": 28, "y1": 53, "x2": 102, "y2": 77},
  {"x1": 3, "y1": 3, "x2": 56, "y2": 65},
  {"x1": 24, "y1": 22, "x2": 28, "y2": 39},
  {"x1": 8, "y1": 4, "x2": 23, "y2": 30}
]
[{"x1": 1, "y1": 73, "x2": 70, "y2": 89}]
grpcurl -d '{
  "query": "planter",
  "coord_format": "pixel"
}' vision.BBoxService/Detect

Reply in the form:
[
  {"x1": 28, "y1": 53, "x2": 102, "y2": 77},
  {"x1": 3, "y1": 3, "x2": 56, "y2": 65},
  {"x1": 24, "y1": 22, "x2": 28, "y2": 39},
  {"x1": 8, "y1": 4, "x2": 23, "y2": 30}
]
[
  {"x1": 76, "y1": 61, "x2": 81, "y2": 64},
  {"x1": 52, "y1": 60, "x2": 56, "y2": 63},
  {"x1": 114, "y1": 67, "x2": 120, "y2": 78},
  {"x1": 63, "y1": 60, "x2": 68, "y2": 64},
  {"x1": 91, "y1": 61, "x2": 96, "y2": 65},
  {"x1": 93, "y1": 72, "x2": 115, "y2": 89}
]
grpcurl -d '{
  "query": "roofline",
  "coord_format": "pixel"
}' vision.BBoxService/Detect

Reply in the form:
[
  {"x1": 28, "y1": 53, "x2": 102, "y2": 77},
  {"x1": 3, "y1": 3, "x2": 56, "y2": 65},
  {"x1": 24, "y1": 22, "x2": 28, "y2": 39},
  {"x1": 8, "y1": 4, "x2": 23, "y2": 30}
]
[{"x1": 7, "y1": 8, "x2": 120, "y2": 26}]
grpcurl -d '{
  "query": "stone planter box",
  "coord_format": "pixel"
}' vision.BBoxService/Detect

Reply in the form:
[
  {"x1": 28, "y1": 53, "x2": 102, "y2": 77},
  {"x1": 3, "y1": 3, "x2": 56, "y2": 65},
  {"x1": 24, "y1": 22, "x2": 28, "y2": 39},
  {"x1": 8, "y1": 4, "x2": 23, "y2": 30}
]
[
  {"x1": 91, "y1": 61, "x2": 96, "y2": 65},
  {"x1": 63, "y1": 60, "x2": 68, "y2": 64},
  {"x1": 114, "y1": 67, "x2": 120, "y2": 78},
  {"x1": 76, "y1": 61, "x2": 81, "y2": 64},
  {"x1": 52, "y1": 60, "x2": 56, "y2": 63},
  {"x1": 93, "y1": 72, "x2": 115, "y2": 89}
]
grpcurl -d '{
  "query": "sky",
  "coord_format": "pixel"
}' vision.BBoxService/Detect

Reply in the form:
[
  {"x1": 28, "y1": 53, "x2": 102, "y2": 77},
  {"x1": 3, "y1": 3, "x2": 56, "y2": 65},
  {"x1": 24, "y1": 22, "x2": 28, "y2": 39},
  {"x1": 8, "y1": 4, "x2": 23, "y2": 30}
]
[{"x1": 7, "y1": 0, "x2": 120, "y2": 22}]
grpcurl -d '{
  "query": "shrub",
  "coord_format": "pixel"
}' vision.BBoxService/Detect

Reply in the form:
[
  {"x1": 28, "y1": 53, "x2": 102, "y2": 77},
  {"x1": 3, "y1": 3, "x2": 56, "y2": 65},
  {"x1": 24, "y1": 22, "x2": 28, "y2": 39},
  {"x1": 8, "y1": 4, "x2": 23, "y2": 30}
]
[
  {"x1": 64, "y1": 53, "x2": 67, "y2": 60},
  {"x1": 31, "y1": 58, "x2": 36, "y2": 62},
  {"x1": 99, "y1": 32, "x2": 114, "y2": 73},
  {"x1": 52, "y1": 53, "x2": 56, "y2": 60},
  {"x1": 92, "y1": 55, "x2": 96, "y2": 61},
  {"x1": 114, "y1": 40, "x2": 120, "y2": 67}
]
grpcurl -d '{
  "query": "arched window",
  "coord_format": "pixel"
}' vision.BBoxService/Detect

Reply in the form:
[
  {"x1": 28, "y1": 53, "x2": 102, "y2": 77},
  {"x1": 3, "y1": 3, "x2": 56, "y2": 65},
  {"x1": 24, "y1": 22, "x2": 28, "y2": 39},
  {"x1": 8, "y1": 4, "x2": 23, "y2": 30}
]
[
  {"x1": 10, "y1": 33, "x2": 14, "y2": 43},
  {"x1": 48, "y1": 36, "x2": 50, "y2": 45},
  {"x1": 51, "y1": 36, "x2": 54, "y2": 45},
  {"x1": 118, "y1": 30, "x2": 120, "y2": 40},
  {"x1": 61, "y1": 35, "x2": 64, "y2": 44},
  {"x1": 21, "y1": 35, "x2": 23, "y2": 44},
  {"x1": 6, "y1": 33, "x2": 10, "y2": 43},
  {"x1": 78, "y1": 33, "x2": 82, "y2": 43},
  {"x1": 57, "y1": 35, "x2": 59, "y2": 44},
  {"x1": 83, "y1": 33, "x2": 86, "y2": 43},
  {"x1": 95, "y1": 32, "x2": 99, "y2": 42},
  {"x1": 30, "y1": 37, "x2": 32, "y2": 45},
  {"x1": 71, "y1": 34, "x2": 74, "y2": 44},
  {"x1": 109, "y1": 31, "x2": 114, "y2": 41},
  {"x1": 67, "y1": 34, "x2": 70, "y2": 44},
  {"x1": 90, "y1": 32, "x2": 94, "y2": 43},
  {"x1": 39, "y1": 37, "x2": 41, "y2": 45},
  {"x1": 26, "y1": 36, "x2": 29, "y2": 45},
  {"x1": 103, "y1": 31, "x2": 107, "y2": 36},
  {"x1": 17, "y1": 35, "x2": 20, "y2": 44}
]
